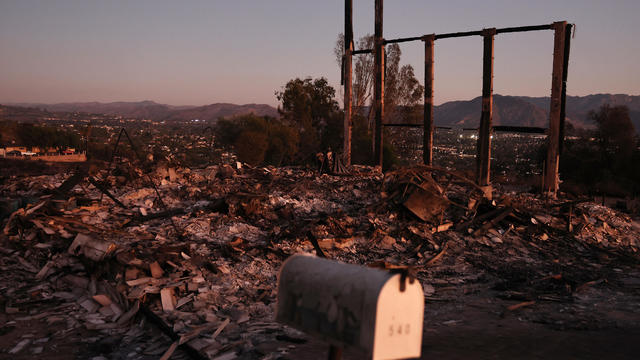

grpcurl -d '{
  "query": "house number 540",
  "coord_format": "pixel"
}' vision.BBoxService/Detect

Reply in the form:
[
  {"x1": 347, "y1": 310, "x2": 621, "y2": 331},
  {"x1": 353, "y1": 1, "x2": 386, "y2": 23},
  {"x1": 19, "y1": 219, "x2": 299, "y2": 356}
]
[{"x1": 388, "y1": 324, "x2": 410, "y2": 336}]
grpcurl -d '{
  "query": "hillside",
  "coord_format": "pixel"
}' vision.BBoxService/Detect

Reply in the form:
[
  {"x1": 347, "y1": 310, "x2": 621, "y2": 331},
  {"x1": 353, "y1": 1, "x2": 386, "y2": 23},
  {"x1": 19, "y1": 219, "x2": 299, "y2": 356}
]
[
  {"x1": 431, "y1": 94, "x2": 640, "y2": 132},
  {"x1": 9, "y1": 101, "x2": 279, "y2": 122},
  {"x1": 434, "y1": 95, "x2": 548, "y2": 128},
  {"x1": 6, "y1": 94, "x2": 639, "y2": 132},
  {"x1": 0, "y1": 104, "x2": 62, "y2": 123},
  {"x1": 517, "y1": 94, "x2": 640, "y2": 131},
  {"x1": 10, "y1": 100, "x2": 176, "y2": 120},
  {"x1": 161, "y1": 103, "x2": 279, "y2": 122}
]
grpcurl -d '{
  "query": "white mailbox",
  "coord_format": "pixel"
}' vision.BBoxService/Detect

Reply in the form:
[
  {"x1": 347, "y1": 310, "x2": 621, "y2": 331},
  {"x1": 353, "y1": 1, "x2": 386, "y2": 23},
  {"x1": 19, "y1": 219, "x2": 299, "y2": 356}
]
[{"x1": 276, "y1": 254, "x2": 424, "y2": 360}]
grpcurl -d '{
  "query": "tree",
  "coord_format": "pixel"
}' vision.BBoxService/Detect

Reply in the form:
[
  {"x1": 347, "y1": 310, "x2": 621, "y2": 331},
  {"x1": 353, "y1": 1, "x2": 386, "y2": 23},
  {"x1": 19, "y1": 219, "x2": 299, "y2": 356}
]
[
  {"x1": 275, "y1": 77, "x2": 342, "y2": 158},
  {"x1": 214, "y1": 114, "x2": 299, "y2": 166},
  {"x1": 335, "y1": 34, "x2": 375, "y2": 111},
  {"x1": 334, "y1": 34, "x2": 424, "y2": 124},
  {"x1": 276, "y1": 77, "x2": 340, "y2": 127},
  {"x1": 235, "y1": 130, "x2": 269, "y2": 166},
  {"x1": 591, "y1": 104, "x2": 636, "y2": 159},
  {"x1": 560, "y1": 104, "x2": 640, "y2": 195}
]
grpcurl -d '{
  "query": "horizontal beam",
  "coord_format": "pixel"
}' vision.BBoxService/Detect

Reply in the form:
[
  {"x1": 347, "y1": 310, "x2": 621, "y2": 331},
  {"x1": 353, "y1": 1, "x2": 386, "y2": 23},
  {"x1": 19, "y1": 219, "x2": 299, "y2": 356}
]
[
  {"x1": 435, "y1": 30, "x2": 483, "y2": 40},
  {"x1": 384, "y1": 36, "x2": 423, "y2": 44},
  {"x1": 352, "y1": 49, "x2": 372, "y2": 55},
  {"x1": 382, "y1": 124, "x2": 453, "y2": 129},
  {"x1": 495, "y1": 24, "x2": 553, "y2": 34},
  {"x1": 382, "y1": 124, "x2": 546, "y2": 132},
  {"x1": 383, "y1": 123, "x2": 422, "y2": 127},
  {"x1": 492, "y1": 125, "x2": 547, "y2": 134},
  {"x1": 463, "y1": 126, "x2": 548, "y2": 133},
  {"x1": 379, "y1": 23, "x2": 555, "y2": 45}
]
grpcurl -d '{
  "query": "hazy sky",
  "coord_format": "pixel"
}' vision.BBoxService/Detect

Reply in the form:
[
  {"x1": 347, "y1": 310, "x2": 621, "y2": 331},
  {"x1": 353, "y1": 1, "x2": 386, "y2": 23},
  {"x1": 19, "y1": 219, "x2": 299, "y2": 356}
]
[{"x1": 1, "y1": 0, "x2": 639, "y2": 107}]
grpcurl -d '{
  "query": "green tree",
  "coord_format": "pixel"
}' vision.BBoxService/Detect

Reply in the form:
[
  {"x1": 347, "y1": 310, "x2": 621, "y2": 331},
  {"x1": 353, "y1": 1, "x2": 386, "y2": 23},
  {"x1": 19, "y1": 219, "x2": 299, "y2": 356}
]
[
  {"x1": 265, "y1": 121, "x2": 299, "y2": 165},
  {"x1": 214, "y1": 114, "x2": 300, "y2": 166},
  {"x1": 275, "y1": 77, "x2": 342, "y2": 159}
]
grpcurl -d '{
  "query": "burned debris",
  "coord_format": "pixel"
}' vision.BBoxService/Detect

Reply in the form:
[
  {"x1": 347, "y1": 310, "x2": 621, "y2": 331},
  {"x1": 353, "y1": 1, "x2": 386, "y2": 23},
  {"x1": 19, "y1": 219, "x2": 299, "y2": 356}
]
[
  {"x1": 1, "y1": 1, "x2": 639, "y2": 359},
  {"x1": 1, "y1": 152, "x2": 639, "y2": 358}
]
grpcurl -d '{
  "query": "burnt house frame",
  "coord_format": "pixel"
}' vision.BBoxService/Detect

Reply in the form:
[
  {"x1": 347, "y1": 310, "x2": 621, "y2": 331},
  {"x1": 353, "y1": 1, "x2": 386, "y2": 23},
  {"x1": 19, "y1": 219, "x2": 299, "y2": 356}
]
[{"x1": 341, "y1": 0, "x2": 572, "y2": 195}]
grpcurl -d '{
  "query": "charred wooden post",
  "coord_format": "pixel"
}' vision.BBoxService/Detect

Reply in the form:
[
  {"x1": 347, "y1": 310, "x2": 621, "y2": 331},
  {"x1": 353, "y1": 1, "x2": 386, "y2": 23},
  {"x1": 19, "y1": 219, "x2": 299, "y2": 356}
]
[
  {"x1": 559, "y1": 23, "x2": 572, "y2": 155},
  {"x1": 544, "y1": 21, "x2": 568, "y2": 195},
  {"x1": 476, "y1": 28, "x2": 496, "y2": 189},
  {"x1": 328, "y1": 345, "x2": 343, "y2": 360},
  {"x1": 373, "y1": 0, "x2": 384, "y2": 168},
  {"x1": 343, "y1": 0, "x2": 353, "y2": 166},
  {"x1": 423, "y1": 34, "x2": 435, "y2": 166}
]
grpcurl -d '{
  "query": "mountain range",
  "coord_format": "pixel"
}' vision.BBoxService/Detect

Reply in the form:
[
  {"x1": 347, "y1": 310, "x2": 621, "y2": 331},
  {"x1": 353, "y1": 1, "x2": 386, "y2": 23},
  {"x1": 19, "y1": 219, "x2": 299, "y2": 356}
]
[
  {"x1": 4, "y1": 93, "x2": 639, "y2": 132},
  {"x1": 6, "y1": 101, "x2": 279, "y2": 123},
  {"x1": 433, "y1": 94, "x2": 640, "y2": 131}
]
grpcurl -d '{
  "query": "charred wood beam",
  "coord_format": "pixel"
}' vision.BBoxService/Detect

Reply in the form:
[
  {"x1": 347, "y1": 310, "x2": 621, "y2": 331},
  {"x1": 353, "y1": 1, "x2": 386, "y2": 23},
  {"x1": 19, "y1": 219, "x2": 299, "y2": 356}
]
[
  {"x1": 559, "y1": 23, "x2": 573, "y2": 155},
  {"x1": 423, "y1": 34, "x2": 435, "y2": 166},
  {"x1": 383, "y1": 23, "x2": 554, "y2": 44},
  {"x1": 544, "y1": 21, "x2": 568, "y2": 195},
  {"x1": 87, "y1": 176, "x2": 128, "y2": 209},
  {"x1": 472, "y1": 207, "x2": 513, "y2": 236},
  {"x1": 492, "y1": 126, "x2": 547, "y2": 134},
  {"x1": 343, "y1": 0, "x2": 353, "y2": 165},
  {"x1": 382, "y1": 123, "x2": 422, "y2": 127},
  {"x1": 495, "y1": 24, "x2": 553, "y2": 34},
  {"x1": 373, "y1": 0, "x2": 384, "y2": 167},
  {"x1": 139, "y1": 304, "x2": 208, "y2": 360},
  {"x1": 381, "y1": 124, "x2": 453, "y2": 130},
  {"x1": 53, "y1": 167, "x2": 88, "y2": 198},
  {"x1": 476, "y1": 28, "x2": 495, "y2": 187},
  {"x1": 351, "y1": 49, "x2": 372, "y2": 55},
  {"x1": 306, "y1": 231, "x2": 326, "y2": 258}
]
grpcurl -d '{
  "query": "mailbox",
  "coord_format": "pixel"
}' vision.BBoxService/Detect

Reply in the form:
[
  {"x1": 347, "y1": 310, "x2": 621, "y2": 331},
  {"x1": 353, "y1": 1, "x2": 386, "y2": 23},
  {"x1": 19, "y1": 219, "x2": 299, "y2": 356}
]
[{"x1": 276, "y1": 254, "x2": 424, "y2": 360}]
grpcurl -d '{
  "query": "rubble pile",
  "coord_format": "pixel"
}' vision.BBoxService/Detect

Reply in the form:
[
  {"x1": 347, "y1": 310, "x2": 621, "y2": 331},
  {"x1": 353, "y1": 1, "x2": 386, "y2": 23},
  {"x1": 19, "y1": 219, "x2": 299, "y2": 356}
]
[{"x1": 1, "y1": 162, "x2": 639, "y2": 359}]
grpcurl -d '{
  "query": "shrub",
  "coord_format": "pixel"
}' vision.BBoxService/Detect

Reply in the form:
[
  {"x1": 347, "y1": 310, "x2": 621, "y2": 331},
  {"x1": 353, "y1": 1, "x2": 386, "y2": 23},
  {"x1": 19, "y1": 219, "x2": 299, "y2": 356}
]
[
  {"x1": 215, "y1": 114, "x2": 299, "y2": 166},
  {"x1": 235, "y1": 131, "x2": 269, "y2": 166}
]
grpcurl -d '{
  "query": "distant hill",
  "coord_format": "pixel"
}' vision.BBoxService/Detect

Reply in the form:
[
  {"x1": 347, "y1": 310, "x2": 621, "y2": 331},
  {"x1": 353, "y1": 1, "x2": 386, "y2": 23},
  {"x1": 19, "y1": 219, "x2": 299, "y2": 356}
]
[
  {"x1": 9, "y1": 101, "x2": 279, "y2": 122},
  {"x1": 6, "y1": 94, "x2": 640, "y2": 132},
  {"x1": 10, "y1": 100, "x2": 176, "y2": 120},
  {"x1": 162, "y1": 103, "x2": 279, "y2": 122},
  {"x1": 434, "y1": 95, "x2": 548, "y2": 128},
  {"x1": 0, "y1": 104, "x2": 56, "y2": 122},
  {"x1": 516, "y1": 94, "x2": 640, "y2": 131},
  {"x1": 430, "y1": 93, "x2": 640, "y2": 132}
]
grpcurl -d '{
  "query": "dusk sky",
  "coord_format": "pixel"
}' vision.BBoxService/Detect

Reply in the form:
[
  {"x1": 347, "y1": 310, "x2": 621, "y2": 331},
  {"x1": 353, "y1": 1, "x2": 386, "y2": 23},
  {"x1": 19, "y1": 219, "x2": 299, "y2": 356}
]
[{"x1": 1, "y1": 0, "x2": 639, "y2": 107}]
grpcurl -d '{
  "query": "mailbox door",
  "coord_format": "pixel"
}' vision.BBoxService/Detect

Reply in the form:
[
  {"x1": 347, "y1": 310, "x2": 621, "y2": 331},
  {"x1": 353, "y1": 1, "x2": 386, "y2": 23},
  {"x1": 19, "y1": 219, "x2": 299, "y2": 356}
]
[{"x1": 372, "y1": 274, "x2": 424, "y2": 360}]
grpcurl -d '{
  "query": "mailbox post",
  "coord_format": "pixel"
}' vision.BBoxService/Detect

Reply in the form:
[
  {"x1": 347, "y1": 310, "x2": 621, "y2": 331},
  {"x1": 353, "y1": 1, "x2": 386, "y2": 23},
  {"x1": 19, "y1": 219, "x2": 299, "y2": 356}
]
[{"x1": 276, "y1": 254, "x2": 424, "y2": 360}]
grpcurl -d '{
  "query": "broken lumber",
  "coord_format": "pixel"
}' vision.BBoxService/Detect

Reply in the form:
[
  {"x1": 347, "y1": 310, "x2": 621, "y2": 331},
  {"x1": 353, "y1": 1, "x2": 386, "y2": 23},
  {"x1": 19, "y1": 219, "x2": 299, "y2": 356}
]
[
  {"x1": 472, "y1": 207, "x2": 513, "y2": 236},
  {"x1": 161, "y1": 287, "x2": 176, "y2": 312},
  {"x1": 68, "y1": 233, "x2": 116, "y2": 261},
  {"x1": 87, "y1": 176, "x2": 127, "y2": 209},
  {"x1": 149, "y1": 261, "x2": 164, "y2": 279}
]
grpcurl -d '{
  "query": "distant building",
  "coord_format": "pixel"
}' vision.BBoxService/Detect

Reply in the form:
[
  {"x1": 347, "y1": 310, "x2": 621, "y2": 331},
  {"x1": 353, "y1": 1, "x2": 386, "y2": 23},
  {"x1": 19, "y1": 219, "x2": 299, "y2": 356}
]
[{"x1": 5, "y1": 146, "x2": 27, "y2": 153}]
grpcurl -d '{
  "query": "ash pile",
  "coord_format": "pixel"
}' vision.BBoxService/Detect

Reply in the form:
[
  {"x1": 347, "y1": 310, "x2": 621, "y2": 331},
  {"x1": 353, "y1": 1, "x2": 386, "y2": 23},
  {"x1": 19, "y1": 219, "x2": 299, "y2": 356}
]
[{"x1": 1, "y1": 160, "x2": 639, "y2": 359}]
